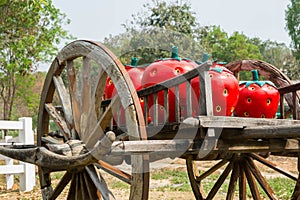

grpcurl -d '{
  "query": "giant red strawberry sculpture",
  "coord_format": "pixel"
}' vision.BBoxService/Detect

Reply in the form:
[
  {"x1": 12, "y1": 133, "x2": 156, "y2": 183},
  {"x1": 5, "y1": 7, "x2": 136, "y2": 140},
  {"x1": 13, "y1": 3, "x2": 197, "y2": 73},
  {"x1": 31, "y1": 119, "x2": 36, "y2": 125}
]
[{"x1": 234, "y1": 70, "x2": 280, "y2": 118}]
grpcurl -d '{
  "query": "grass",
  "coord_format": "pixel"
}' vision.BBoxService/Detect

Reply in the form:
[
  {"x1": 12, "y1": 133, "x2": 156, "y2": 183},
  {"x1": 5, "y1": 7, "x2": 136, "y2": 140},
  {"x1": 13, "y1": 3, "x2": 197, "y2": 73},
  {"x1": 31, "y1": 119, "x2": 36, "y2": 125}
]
[
  {"x1": 0, "y1": 163, "x2": 296, "y2": 199},
  {"x1": 150, "y1": 168, "x2": 295, "y2": 198}
]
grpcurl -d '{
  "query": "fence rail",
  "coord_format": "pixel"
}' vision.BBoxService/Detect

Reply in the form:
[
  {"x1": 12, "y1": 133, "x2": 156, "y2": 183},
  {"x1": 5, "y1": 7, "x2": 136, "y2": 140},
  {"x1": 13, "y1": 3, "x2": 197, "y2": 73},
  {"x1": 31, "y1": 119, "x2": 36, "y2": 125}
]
[{"x1": 0, "y1": 117, "x2": 35, "y2": 191}]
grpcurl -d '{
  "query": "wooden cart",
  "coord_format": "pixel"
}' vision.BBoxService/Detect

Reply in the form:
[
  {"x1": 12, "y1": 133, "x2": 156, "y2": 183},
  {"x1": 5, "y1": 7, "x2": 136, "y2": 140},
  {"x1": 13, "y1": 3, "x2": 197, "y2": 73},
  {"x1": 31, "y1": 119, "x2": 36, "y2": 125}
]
[{"x1": 1, "y1": 40, "x2": 300, "y2": 200}]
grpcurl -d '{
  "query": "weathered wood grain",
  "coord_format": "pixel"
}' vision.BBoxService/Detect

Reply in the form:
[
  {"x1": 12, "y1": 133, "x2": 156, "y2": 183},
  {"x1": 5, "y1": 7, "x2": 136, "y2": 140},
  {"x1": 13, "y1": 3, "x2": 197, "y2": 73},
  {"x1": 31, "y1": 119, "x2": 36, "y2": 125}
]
[{"x1": 45, "y1": 103, "x2": 71, "y2": 140}]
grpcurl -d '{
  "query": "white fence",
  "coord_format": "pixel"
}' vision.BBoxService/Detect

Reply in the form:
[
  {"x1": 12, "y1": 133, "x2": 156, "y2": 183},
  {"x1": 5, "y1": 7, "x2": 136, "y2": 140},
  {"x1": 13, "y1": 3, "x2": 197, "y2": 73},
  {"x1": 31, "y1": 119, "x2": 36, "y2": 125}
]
[{"x1": 0, "y1": 117, "x2": 35, "y2": 191}]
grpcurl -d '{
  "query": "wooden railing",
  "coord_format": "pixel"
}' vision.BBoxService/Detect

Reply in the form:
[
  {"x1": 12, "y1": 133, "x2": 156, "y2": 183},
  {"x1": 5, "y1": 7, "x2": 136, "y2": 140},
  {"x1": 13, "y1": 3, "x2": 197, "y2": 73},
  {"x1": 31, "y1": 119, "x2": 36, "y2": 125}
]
[
  {"x1": 278, "y1": 82, "x2": 300, "y2": 120},
  {"x1": 137, "y1": 61, "x2": 212, "y2": 125}
]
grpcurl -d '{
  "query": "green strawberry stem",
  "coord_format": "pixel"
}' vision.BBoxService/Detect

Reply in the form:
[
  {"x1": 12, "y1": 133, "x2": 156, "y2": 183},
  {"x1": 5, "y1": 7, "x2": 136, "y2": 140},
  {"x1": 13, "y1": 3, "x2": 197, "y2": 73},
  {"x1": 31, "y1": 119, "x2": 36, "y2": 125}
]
[
  {"x1": 171, "y1": 46, "x2": 179, "y2": 59},
  {"x1": 131, "y1": 57, "x2": 138, "y2": 67},
  {"x1": 252, "y1": 70, "x2": 259, "y2": 81},
  {"x1": 241, "y1": 69, "x2": 276, "y2": 88}
]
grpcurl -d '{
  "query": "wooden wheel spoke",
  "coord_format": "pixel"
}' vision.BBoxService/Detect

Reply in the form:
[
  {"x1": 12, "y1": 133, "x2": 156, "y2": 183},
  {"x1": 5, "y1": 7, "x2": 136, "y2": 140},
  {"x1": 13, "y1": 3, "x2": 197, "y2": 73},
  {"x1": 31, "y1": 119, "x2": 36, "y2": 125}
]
[
  {"x1": 75, "y1": 173, "x2": 83, "y2": 200},
  {"x1": 249, "y1": 153, "x2": 298, "y2": 181},
  {"x1": 98, "y1": 160, "x2": 132, "y2": 184},
  {"x1": 244, "y1": 161, "x2": 261, "y2": 200},
  {"x1": 45, "y1": 103, "x2": 71, "y2": 140},
  {"x1": 226, "y1": 161, "x2": 239, "y2": 200},
  {"x1": 85, "y1": 96, "x2": 120, "y2": 149},
  {"x1": 67, "y1": 60, "x2": 80, "y2": 135},
  {"x1": 239, "y1": 163, "x2": 247, "y2": 200},
  {"x1": 246, "y1": 157, "x2": 278, "y2": 200},
  {"x1": 197, "y1": 159, "x2": 228, "y2": 181},
  {"x1": 94, "y1": 69, "x2": 108, "y2": 118},
  {"x1": 206, "y1": 160, "x2": 234, "y2": 199},
  {"x1": 79, "y1": 57, "x2": 95, "y2": 140},
  {"x1": 41, "y1": 136, "x2": 61, "y2": 144},
  {"x1": 83, "y1": 171, "x2": 99, "y2": 199},
  {"x1": 53, "y1": 76, "x2": 74, "y2": 128},
  {"x1": 79, "y1": 56, "x2": 99, "y2": 143},
  {"x1": 186, "y1": 158, "x2": 203, "y2": 199},
  {"x1": 67, "y1": 174, "x2": 76, "y2": 200},
  {"x1": 49, "y1": 172, "x2": 72, "y2": 200},
  {"x1": 85, "y1": 165, "x2": 115, "y2": 200},
  {"x1": 80, "y1": 172, "x2": 92, "y2": 199}
]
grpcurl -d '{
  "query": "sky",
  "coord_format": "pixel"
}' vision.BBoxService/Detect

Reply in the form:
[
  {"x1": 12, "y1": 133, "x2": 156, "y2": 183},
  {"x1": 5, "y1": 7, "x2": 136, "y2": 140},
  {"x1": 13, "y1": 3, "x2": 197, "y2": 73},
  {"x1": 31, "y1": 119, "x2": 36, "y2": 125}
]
[
  {"x1": 52, "y1": 0, "x2": 291, "y2": 45},
  {"x1": 41, "y1": 0, "x2": 291, "y2": 71}
]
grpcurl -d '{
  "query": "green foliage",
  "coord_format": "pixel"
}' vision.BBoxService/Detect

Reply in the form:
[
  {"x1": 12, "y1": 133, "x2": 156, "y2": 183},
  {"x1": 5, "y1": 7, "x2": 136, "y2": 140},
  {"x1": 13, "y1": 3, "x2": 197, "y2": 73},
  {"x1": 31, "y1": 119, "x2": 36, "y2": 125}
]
[
  {"x1": 0, "y1": 0, "x2": 72, "y2": 120},
  {"x1": 105, "y1": 0, "x2": 204, "y2": 65},
  {"x1": 125, "y1": 0, "x2": 200, "y2": 38},
  {"x1": 286, "y1": 0, "x2": 300, "y2": 61},
  {"x1": 199, "y1": 25, "x2": 263, "y2": 62},
  {"x1": 258, "y1": 39, "x2": 299, "y2": 80},
  {"x1": 104, "y1": 28, "x2": 205, "y2": 66}
]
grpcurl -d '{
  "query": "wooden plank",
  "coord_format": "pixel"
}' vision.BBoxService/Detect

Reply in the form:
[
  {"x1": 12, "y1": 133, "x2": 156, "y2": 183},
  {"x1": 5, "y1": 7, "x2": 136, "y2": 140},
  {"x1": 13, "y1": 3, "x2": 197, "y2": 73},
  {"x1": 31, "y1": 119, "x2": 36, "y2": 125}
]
[
  {"x1": 293, "y1": 92, "x2": 298, "y2": 119},
  {"x1": 164, "y1": 89, "x2": 169, "y2": 123},
  {"x1": 106, "y1": 138, "x2": 300, "y2": 156},
  {"x1": 233, "y1": 124, "x2": 300, "y2": 139},
  {"x1": 200, "y1": 70, "x2": 213, "y2": 116},
  {"x1": 175, "y1": 86, "x2": 180, "y2": 122},
  {"x1": 143, "y1": 96, "x2": 149, "y2": 125},
  {"x1": 196, "y1": 116, "x2": 300, "y2": 129},
  {"x1": 278, "y1": 82, "x2": 300, "y2": 94},
  {"x1": 153, "y1": 93, "x2": 158, "y2": 126},
  {"x1": 110, "y1": 139, "x2": 194, "y2": 155},
  {"x1": 129, "y1": 154, "x2": 150, "y2": 200},
  {"x1": 217, "y1": 139, "x2": 299, "y2": 153},
  {"x1": 279, "y1": 94, "x2": 284, "y2": 119},
  {"x1": 186, "y1": 81, "x2": 192, "y2": 117}
]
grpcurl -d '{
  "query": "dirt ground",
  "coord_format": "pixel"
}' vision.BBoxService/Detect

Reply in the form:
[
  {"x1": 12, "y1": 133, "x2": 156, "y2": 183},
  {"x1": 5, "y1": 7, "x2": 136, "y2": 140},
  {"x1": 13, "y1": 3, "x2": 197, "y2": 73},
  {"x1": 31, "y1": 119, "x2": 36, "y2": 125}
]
[{"x1": 0, "y1": 156, "x2": 297, "y2": 200}]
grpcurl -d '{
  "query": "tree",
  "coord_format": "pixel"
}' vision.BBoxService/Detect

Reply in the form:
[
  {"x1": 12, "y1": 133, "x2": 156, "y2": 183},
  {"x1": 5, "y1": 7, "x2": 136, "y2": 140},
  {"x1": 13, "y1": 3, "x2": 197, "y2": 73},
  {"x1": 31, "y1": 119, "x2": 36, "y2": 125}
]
[
  {"x1": 198, "y1": 25, "x2": 262, "y2": 62},
  {"x1": 249, "y1": 38, "x2": 299, "y2": 80},
  {"x1": 105, "y1": 0, "x2": 205, "y2": 65},
  {"x1": 286, "y1": 0, "x2": 300, "y2": 61},
  {"x1": 0, "y1": 0, "x2": 72, "y2": 120},
  {"x1": 104, "y1": 28, "x2": 205, "y2": 65},
  {"x1": 125, "y1": 0, "x2": 200, "y2": 38}
]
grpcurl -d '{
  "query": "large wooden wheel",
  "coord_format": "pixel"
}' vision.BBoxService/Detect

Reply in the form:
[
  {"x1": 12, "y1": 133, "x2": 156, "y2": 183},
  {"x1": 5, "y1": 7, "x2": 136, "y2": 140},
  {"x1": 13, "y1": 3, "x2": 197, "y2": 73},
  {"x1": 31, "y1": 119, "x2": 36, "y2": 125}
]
[
  {"x1": 186, "y1": 153, "x2": 298, "y2": 199},
  {"x1": 186, "y1": 60, "x2": 300, "y2": 199},
  {"x1": 37, "y1": 40, "x2": 149, "y2": 199}
]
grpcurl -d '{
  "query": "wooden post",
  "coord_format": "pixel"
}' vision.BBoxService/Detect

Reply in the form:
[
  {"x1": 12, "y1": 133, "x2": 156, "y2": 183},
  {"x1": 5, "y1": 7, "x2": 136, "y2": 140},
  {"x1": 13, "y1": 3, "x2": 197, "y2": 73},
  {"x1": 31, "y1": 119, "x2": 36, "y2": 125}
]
[{"x1": 198, "y1": 62, "x2": 217, "y2": 158}]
